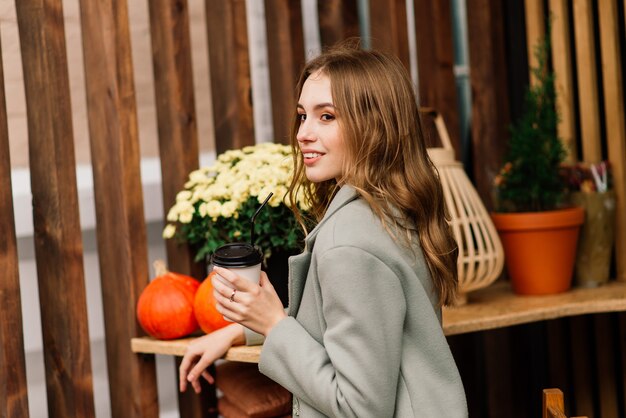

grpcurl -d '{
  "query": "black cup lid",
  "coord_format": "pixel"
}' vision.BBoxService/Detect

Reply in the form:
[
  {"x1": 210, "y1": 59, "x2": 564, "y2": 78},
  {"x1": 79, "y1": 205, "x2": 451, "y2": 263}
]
[{"x1": 211, "y1": 243, "x2": 263, "y2": 267}]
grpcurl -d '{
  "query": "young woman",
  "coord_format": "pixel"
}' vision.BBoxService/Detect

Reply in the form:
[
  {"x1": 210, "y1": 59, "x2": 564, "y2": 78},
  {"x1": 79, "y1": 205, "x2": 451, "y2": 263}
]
[{"x1": 179, "y1": 44, "x2": 468, "y2": 417}]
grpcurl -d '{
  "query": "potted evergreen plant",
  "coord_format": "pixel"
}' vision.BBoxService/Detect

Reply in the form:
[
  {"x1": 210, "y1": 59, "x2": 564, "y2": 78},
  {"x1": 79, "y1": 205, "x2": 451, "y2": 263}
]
[{"x1": 491, "y1": 33, "x2": 584, "y2": 295}]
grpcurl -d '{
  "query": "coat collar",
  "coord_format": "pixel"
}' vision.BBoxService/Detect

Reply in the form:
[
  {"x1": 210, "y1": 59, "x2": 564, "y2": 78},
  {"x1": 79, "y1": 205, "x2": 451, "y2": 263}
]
[
  {"x1": 304, "y1": 185, "x2": 360, "y2": 250},
  {"x1": 287, "y1": 185, "x2": 360, "y2": 316}
]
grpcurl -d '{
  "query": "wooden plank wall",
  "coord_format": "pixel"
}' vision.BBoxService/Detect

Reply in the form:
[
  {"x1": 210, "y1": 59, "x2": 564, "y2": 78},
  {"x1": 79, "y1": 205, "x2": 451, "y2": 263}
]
[
  {"x1": 15, "y1": 0, "x2": 96, "y2": 416},
  {"x1": 466, "y1": 0, "x2": 510, "y2": 209},
  {"x1": 0, "y1": 31, "x2": 29, "y2": 417},
  {"x1": 205, "y1": 0, "x2": 254, "y2": 154},
  {"x1": 413, "y1": 0, "x2": 461, "y2": 155},
  {"x1": 4, "y1": 0, "x2": 626, "y2": 417},
  {"x1": 79, "y1": 1, "x2": 160, "y2": 417},
  {"x1": 148, "y1": 1, "x2": 216, "y2": 416}
]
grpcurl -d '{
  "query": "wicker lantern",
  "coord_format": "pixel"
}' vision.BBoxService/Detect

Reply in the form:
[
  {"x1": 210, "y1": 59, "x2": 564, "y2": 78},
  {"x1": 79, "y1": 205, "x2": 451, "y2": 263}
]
[{"x1": 424, "y1": 109, "x2": 504, "y2": 304}]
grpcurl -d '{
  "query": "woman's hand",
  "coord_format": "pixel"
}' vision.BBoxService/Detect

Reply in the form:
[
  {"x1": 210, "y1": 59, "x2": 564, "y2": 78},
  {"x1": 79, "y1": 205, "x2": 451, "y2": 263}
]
[
  {"x1": 178, "y1": 323, "x2": 245, "y2": 394},
  {"x1": 212, "y1": 266, "x2": 287, "y2": 336}
]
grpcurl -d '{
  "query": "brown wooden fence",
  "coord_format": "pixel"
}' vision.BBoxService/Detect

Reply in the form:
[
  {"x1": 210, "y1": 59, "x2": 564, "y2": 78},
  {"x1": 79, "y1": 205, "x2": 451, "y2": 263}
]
[{"x1": 1, "y1": 0, "x2": 625, "y2": 417}]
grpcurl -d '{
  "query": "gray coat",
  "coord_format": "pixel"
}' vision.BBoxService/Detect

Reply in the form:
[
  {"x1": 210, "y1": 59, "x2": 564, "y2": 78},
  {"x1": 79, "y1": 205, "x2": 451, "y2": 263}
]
[{"x1": 252, "y1": 185, "x2": 467, "y2": 417}]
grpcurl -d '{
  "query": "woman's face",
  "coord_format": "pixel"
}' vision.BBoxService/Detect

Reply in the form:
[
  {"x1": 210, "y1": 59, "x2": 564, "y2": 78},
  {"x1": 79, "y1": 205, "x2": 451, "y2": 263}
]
[{"x1": 296, "y1": 71, "x2": 346, "y2": 183}]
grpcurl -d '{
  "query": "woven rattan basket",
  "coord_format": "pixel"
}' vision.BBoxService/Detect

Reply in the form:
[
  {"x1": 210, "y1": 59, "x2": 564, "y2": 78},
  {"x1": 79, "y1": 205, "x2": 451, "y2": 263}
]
[{"x1": 423, "y1": 109, "x2": 504, "y2": 304}]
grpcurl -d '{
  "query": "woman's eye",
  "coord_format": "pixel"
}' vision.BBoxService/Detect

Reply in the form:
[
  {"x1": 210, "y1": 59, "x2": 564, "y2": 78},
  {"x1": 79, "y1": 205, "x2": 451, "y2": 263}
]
[
  {"x1": 321, "y1": 113, "x2": 335, "y2": 121},
  {"x1": 297, "y1": 113, "x2": 306, "y2": 122}
]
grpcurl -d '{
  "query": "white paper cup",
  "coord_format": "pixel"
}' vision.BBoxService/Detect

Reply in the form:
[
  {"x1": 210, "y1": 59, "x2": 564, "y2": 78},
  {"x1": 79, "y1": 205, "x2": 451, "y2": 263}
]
[
  {"x1": 211, "y1": 243, "x2": 263, "y2": 321},
  {"x1": 214, "y1": 263, "x2": 262, "y2": 287}
]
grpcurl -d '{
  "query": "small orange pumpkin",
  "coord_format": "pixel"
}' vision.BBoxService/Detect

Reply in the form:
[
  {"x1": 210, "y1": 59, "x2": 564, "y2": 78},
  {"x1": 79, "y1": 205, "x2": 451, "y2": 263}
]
[
  {"x1": 136, "y1": 260, "x2": 200, "y2": 340},
  {"x1": 194, "y1": 271, "x2": 231, "y2": 333}
]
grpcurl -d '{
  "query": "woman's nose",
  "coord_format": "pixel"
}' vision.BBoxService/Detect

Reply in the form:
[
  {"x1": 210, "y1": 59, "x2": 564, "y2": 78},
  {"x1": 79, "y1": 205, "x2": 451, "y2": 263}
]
[{"x1": 296, "y1": 123, "x2": 316, "y2": 143}]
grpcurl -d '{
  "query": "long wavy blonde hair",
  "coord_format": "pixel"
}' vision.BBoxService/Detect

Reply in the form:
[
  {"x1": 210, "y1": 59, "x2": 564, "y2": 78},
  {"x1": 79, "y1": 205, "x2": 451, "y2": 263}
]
[{"x1": 287, "y1": 44, "x2": 458, "y2": 306}]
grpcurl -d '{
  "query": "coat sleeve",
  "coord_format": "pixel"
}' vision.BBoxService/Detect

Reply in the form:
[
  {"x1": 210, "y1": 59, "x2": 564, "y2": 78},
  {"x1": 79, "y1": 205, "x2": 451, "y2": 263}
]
[{"x1": 259, "y1": 246, "x2": 406, "y2": 418}]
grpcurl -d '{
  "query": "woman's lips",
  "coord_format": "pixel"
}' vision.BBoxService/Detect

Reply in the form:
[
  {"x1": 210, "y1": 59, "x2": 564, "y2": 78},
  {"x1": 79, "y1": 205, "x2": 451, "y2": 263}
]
[{"x1": 303, "y1": 152, "x2": 323, "y2": 165}]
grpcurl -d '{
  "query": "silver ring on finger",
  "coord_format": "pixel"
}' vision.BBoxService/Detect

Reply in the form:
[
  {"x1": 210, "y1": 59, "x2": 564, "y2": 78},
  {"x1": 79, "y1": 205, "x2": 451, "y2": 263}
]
[{"x1": 229, "y1": 289, "x2": 236, "y2": 303}]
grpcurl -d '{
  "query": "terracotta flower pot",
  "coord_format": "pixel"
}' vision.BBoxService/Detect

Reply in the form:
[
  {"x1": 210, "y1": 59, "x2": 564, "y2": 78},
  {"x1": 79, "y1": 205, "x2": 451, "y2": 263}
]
[{"x1": 491, "y1": 207, "x2": 585, "y2": 295}]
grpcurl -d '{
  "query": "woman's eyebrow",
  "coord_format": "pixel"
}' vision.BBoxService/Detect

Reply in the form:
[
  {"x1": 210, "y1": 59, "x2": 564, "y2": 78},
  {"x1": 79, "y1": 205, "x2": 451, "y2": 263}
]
[{"x1": 297, "y1": 103, "x2": 336, "y2": 110}]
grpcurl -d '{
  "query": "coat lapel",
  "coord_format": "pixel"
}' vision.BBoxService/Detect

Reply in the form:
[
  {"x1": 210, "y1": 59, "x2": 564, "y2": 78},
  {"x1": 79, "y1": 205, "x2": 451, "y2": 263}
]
[{"x1": 287, "y1": 186, "x2": 359, "y2": 316}]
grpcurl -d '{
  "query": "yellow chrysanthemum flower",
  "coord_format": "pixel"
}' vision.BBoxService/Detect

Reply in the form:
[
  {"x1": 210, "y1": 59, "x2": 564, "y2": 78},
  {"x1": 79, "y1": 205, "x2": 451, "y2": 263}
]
[{"x1": 162, "y1": 224, "x2": 176, "y2": 239}]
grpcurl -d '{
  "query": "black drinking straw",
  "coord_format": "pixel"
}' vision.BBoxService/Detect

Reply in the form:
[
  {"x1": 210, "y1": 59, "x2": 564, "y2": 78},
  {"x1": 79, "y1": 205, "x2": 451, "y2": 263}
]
[{"x1": 251, "y1": 192, "x2": 273, "y2": 246}]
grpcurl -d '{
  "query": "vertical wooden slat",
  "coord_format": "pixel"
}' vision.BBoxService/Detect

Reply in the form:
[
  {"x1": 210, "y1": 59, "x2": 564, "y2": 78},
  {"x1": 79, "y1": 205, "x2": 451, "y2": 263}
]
[
  {"x1": 148, "y1": 1, "x2": 216, "y2": 417},
  {"x1": 206, "y1": 0, "x2": 254, "y2": 153},
  {"x1": 369, "y1": 0, "x2": 410, "y2": 71},
  {"x1": 483, "y1": 329, "x2": 514, "y2": 417},
  {"x1": 448, "y1": 334, "x2": 486, "y2": 417},
  {"x1": 618, "y1": 313, "x2": 626, "y2": 415},
  {"x1": 512, "y1": 323, "x2": 549, "y2": 418},
  {"x1": 78, "y1": 1, "x2": 158, "y2": 417},
  {"x1": 546, "y1": 319, "x2": 571, "y2": 409},
  {"x1": 149, "y1": 0, "x2": 203, "y2": 279},
  {"x1": 15, "y1": 1, "x2": 96, "y2": 416},
  {"x1": 413, "y1": 0, "x2": 461, "y2": 156},
  {"x1": 569, "y1": 316, "x2": 595, "y2": 417},
  {"x1": 549, "y1": 0, "x2": 577, "y2": 162},
  {"x1": 598, "y1": 0, "x2": 626, "y2": 281},
  {"x1": 594, "y1": 314, "x2": 619, "y2": 417},
  {"x1": 466, "y1": 0, "x2": 510, "y2": 210},
  {"x1": 264, "y1": 0, "x2": 305, "y2": 144},
  {"x1": 573, "y1": 0, "x2": 602, "y2": 163},
  {"x1": 524, "y1": 0, "x2": 545, "y2": 86},
  {"x1": 317, "y1": 0, "x2": 360, "y2": 48},
  {"x1": 0, "y1": 35, "x2": 30, "y2": 418}
]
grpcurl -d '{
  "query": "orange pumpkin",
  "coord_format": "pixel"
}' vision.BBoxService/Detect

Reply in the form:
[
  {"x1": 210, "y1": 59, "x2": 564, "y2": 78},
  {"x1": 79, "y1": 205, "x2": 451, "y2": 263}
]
[
  {"x1": 194, "y1": 271, "x2": 231, "y2": 333},
  {"x1": 136, "y1": 261, "x2": 200, "y2": 340}
]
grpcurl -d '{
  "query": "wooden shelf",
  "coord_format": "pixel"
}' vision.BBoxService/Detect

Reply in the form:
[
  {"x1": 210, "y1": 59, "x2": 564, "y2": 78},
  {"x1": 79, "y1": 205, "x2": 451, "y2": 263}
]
[
  {"x1": 131, "y1": 280, "x2": 626, "y2": 363},
  {"x1": 131, "y1": 336, "x2": 262, "y2": 363},
  {"x1": 444, "y1": 280, "x2": 626, "y2": 335}
]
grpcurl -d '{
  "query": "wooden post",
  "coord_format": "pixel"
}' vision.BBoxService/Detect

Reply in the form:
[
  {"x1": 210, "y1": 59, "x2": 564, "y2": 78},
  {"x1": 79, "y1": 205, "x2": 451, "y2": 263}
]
[
  {"x1": 594, "y1": 314, "x2": 619, "y2": 417},
  {"x1": 78, "y1": 0, "x2": 158, "y2": 417},
  {"x1": 545, "y1": 319, "x2": 572, "y2": 411},
  {"x1": 264, "y1": 0, "x2": 305, "y2": 144},
  {"x1": 598, "y1": 0, "x2": 626, "y2": 281},
  {"x1": 413, "y1": 0, "x2": 461, "y2": 156},
  {"x1": 568, "y1": 316, "x2": 595, "y2": 416},
  {"x1": 318, "y1": 0, "x2": 360, "y2": 48},
  {"x1": 15, "y1": 0, "x2": 96, "y2": 416},
  {"x1": 524, "y1": 0, "x2": 545, "y2": 86},
  {"x1": 573, "y1": 0, "x2": 602, "y2": 163},
  {"x1": 0, "y1": 36, "x2": 30, "y2": 418},
  {"x1": 206, "y1": 0, "x2": 255, "y2": 153},
  {"x1": 148, "y1": 0, "x2": 204, "y2": 276},
  {"x1": 483, "y1": 329, "x2": 514, "y2": 417},
  {"x1": 549, "y1": 0, "x2": 577, "y2": 162},
  {"x1": 369, "y1": 0, "x2": 411, "y2": 71},
  {"x1": 466, "y1": 0, "x2": 510, "y2": 210},
  {"x1": 148, "y1": 1, "x2": 216, "y2": 417}
]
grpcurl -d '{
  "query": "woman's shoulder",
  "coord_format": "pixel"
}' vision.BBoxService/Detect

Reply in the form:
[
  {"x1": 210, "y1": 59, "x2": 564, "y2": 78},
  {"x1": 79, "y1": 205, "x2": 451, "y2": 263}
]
[{"x1": 316, "y1": 198, "x2": 393, "y2": 252}]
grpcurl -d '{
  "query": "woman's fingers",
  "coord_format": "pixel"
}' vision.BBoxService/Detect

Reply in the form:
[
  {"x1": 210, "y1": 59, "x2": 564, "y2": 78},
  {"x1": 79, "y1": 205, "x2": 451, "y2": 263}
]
[
  {"x1": 212, "y1": 273, "x2": 256, "y2": 308},
  {"x1": 214, "y1": 296, "x2": 242, "y2": 322},
  {"x1": 259, "y1": 271, "x2": 275, "y2": 290},
  {"x1": 201, "y1": 370, "x2": 215, "y2": 385},
  {"x1": 213, "y1": 266, "x2": 256, "y2": 293},
  {"x1": 178, "y1": 352, "x2": 196, "y2": 392},
  {"x1": 183, "y1": 354, "x2": 216, "y2": 394}
]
